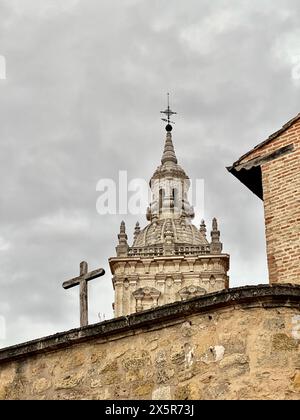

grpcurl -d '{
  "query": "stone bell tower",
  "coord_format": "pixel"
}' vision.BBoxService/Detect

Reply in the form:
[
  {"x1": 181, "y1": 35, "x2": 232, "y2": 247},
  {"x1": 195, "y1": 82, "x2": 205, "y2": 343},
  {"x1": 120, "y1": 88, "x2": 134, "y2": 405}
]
[{"x1": 109, "y1": 100, "x2": 230, "y2": 317}]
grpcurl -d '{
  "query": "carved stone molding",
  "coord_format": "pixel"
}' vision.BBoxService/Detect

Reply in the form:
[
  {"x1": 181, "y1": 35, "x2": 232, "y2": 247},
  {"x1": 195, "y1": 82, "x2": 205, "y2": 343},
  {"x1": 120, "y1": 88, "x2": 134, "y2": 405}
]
[
  {"x1": 178, "y1": 285, "x2": 207, "y2": 301},
  {"x1": 155, "y1": 273, "x2": 166, "y2": 286},
  {"x1": 173, "y1": 273, "x2": 183, "y2": 285},
  {"x1": 132, "y1": 287, "x2": 161, "y2": 312}
]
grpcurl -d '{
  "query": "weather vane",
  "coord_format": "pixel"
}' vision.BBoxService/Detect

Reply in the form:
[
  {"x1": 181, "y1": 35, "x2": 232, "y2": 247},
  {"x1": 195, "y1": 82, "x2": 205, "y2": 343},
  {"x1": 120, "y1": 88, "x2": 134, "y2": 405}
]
[{"x1": 160, "y1": 93, "x2": 177, "y2": 131}]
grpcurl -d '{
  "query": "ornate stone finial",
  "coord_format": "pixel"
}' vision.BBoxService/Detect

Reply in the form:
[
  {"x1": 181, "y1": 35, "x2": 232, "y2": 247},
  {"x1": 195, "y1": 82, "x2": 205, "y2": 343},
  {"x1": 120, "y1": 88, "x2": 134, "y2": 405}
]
[
  {"x1": 200, "y1": 219, "x2": 207, "y2": 237},
  {"x1": 212, "y1": 217, "x2": 218, "y2": 232},
  {"x1": 116, "y1": 221, "x2": 129, "y2": 257},
  {"x1": 134, "y1": 221, "x2": 140, "y2": 241},
  {"x1": 118, "y1": 221, "x2": 127, "y2": 243},
  {"x1": 210, "y1": 217, "x2": 222, "y2": 254},
  {"x1": 120, "y1": 220, "x2": 125, "y2": 231}
]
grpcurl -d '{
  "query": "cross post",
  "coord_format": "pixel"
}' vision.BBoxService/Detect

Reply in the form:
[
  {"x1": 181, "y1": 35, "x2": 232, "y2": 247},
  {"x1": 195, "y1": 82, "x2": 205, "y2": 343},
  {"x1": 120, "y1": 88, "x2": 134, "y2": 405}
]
[{"x1": 63, "y1": 261, "x2": 105, "y2": 327}]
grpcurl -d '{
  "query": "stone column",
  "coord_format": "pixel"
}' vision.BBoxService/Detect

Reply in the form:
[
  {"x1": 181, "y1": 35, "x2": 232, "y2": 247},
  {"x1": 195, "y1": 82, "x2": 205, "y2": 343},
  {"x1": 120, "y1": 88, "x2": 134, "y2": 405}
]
[{"x1": 114, "y1": 280, "x2": 123, "y2": 317}]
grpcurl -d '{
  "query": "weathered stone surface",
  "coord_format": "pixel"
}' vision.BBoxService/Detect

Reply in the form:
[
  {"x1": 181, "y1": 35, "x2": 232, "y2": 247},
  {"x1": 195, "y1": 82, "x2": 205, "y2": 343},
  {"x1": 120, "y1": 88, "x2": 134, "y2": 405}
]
[
  {"x1": 291, "y1": 370, "x2": 300, "y2": 391},
  {"x1": 157, "y1": 367, "x2": 175, "y2": 384},
  {"x1": 206, "y1": 381, "x2": 230, "y2": 400},
  {"x1": 272, "y1": 334, "x2": 298, "y2": 351},
  {"x1": 0, "y1": 285, "x2": 300, "y2": 400},
  {"x1": 219, "y1": 354, "x2": 249, "y2": 377},
  {"x1": 132, "y1": 381, "x2": 154, "y2": 398},
  {"x1": 0, "y1": 389, "x2": 7, "y2": 400},
  {"x1": 152, "y1": 386, "x2": 171, "y2": 400},
  {"x1": 219, "y1": 332, "x2": 246, "y2": 354},
  {"x1": 219, "y1": 353, "x2": 249, "y2": 369},
  {"x1": 99, "y1": 360, "x2": 118, "y2": 374},
  {"x1": 263, "y1": 318, "x2": 285, "y2": 330},
  {"x1": 90, "y1": 349, "x2": 107, "y2": 364},
  {"x1": 54, "y1": 372, "x2": 84, "y2": 390},
  {"x1": 111, "y1": 384, "x2": 128, "y2": 398},
  {"x1": 32, "y1": 378, "x2": 51, "y2": 394},
  {"x1": 174, "y1": 384, "x2": 191, "y2": 400},
  {"x1": 170, "y1": 349, "x2": 186, "y2": 365},
  {"x1": 122, "y1": 351, "x2": 151, "y2": 371},
  {"x1": 90, "y1": 379, "x2": 102, "y2": 389}
]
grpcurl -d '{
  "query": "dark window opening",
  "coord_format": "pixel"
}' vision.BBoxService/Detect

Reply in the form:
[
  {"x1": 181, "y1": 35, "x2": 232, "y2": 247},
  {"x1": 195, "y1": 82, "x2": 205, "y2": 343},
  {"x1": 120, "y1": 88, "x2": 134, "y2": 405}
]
[{"x1": 159, "y1": 189, "x2": 165, "y2": 212}]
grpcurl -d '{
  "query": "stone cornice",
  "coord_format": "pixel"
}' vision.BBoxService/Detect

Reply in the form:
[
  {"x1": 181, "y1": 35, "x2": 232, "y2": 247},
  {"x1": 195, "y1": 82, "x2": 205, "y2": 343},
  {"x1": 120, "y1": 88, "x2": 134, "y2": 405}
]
[
  {"x1": 1, "y1": 284, "x2": 300, "y2": 364},
  {"x1": 109, "y1": 254, "x2": 230, "y2": 264}
]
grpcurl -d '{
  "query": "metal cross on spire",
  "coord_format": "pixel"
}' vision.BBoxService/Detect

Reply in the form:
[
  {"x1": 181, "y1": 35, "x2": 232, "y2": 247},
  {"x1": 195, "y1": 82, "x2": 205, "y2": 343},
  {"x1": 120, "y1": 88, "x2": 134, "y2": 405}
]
[{"x1": 160, "y1": 93, "x2": 177, "y2": 130}]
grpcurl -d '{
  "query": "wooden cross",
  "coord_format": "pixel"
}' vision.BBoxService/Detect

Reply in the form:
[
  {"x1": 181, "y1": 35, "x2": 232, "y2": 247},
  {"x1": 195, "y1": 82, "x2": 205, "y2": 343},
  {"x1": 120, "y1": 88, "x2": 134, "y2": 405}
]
[{"x1": 63, "y1": 261, "x2": 105, "y2": 327}]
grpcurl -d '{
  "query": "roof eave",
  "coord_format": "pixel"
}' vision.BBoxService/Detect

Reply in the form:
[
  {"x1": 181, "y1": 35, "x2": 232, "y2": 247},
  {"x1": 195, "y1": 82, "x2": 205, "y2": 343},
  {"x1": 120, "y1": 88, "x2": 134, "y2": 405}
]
[{"x1": 227, "y1": 164, "x2": 263, "y2": 200}]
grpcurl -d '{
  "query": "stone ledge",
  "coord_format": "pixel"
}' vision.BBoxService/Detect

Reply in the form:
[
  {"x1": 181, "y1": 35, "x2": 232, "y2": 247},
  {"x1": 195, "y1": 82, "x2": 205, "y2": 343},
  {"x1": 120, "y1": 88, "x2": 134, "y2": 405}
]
[{"x1": 1, "y1": 284, "x2": 300, "y2": 364}]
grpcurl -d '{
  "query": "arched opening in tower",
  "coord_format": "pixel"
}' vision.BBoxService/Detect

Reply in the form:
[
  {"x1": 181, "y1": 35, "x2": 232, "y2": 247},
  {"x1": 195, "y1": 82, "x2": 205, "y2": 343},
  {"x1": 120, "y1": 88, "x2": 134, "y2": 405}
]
[{"x1": 159, "y1": 188, "x2": 165, "y2": 213}]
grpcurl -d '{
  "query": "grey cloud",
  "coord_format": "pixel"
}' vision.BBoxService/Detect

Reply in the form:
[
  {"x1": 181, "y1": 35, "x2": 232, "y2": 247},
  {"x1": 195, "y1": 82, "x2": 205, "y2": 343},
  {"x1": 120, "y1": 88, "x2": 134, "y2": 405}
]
[{"x1": 0, "y1": 0, "x2": 299, "y2": 346}]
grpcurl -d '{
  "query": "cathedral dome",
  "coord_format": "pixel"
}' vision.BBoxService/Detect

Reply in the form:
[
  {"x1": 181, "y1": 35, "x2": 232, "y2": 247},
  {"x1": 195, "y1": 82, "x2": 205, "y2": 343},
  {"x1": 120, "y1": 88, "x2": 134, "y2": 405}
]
[
  {"x1": 133, "y1": 218, "x2": 209, "y2": 247},
  {"x1": 129, "y1": 218, "x2": 210, "y2": 257}
]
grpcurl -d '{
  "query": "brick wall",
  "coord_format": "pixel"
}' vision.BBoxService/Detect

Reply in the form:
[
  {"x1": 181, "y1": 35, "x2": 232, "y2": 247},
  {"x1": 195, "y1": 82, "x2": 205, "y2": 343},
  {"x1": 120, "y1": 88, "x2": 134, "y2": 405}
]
[{"x1": 239, "y1": 120, "x2": 300, "y2": 284}]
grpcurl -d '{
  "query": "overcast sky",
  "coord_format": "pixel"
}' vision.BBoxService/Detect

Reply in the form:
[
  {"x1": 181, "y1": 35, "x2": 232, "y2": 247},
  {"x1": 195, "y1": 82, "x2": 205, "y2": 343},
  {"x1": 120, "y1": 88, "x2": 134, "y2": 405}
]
[{"x1": 0, "y1": 0, "x2": 299, "y2": 347}]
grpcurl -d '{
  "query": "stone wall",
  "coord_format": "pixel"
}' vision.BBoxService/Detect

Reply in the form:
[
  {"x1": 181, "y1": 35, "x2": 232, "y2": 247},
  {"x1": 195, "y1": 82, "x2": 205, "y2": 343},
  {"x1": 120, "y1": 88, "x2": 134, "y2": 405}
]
[
  {"x1": 238, "y1": 119, "x2": 300, "y2": 285},
  {"x1": 0, "y1": 285, "x2": 300, "y2": 400}
]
